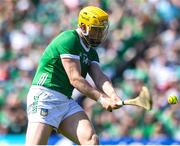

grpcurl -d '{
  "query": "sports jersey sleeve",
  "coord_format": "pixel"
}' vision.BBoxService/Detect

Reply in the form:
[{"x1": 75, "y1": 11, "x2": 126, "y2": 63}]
[{"x1": 58, "y1": 31, "x2": 80, "y2": 60}]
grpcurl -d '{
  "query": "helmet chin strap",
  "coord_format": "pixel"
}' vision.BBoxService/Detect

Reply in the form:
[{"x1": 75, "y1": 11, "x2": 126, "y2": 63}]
[
  {"x1": 77, "y1": 27, "x2": 92, "y2": 48},
  {"x1": 81, "y1": 26, "x2": 90, "y2": 36}
]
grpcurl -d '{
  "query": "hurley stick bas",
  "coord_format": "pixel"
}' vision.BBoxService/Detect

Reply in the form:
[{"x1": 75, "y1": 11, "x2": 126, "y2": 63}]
[{"x1": 117, "y1": 86, "x2": 152, "y2": 110}]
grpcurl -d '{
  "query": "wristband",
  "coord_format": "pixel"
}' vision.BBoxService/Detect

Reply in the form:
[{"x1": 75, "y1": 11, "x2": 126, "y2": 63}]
[
  {"x1": 122, "y1": 100, "x2": 125, "y2": 105},
  {"x1": 97, "y1": 95, "x2": 105, "y2": 105}
]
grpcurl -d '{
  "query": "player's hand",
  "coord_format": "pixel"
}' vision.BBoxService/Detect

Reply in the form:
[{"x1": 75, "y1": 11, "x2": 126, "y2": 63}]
[{"x1": 97, "y1": 95, "x2": 122, "y2": 112}]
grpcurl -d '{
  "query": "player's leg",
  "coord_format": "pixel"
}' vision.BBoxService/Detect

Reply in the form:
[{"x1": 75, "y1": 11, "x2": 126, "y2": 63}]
[
  {"x1": 58, "y1": 111, "x2": 99, "y2": 145},
  {"x1": 26, "y1": 86, "x2": 58, "y2": 145},
  {"x1": 25, "y1": 122, "x2": 53, "y2": 145}
]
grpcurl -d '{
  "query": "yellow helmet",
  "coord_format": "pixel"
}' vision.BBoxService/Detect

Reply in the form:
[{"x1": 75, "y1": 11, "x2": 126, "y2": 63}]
[{"x1": 78, "y1": 6, "x2": 109, "y2": 47}]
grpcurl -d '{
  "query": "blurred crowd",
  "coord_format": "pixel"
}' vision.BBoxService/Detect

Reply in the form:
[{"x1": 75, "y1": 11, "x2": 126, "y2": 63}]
[{"x1": 0, "y1": 0, "x2": 180, "y2": 142}]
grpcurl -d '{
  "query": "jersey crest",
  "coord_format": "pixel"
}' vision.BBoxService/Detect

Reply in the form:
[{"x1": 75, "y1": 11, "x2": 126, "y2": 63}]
[{"x1": 80, "y1": 53, "x2": 90, "y2": 65}]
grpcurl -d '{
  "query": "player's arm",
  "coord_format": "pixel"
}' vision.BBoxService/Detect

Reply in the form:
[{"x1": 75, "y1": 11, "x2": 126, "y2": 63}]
[
  {"x1": 89, "y1": 62, "x2": 122, "y2": 101},
  {"x1": 61, "y1": 57, "x2": 103, "y2": 101},
  {"x1": 61, "y1": 58, "x2": 121, "y2": 111}
]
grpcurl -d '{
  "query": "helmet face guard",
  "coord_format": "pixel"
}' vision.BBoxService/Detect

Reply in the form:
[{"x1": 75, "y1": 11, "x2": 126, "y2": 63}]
[{"x1": 82, "y1": 23, "x2": 109, "y2": 48}]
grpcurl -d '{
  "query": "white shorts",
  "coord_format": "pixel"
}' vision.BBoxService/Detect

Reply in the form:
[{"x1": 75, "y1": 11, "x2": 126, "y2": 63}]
[{"x1": 27, "y1": 85, "x2": 84, "y2": 129}]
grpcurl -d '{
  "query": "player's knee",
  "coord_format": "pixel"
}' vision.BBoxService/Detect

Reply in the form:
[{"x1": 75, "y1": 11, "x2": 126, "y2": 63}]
[
  {"x1": 91, "y1": 134, "x2": 99, "y2": 145},
  {"x1": 81, "y1": 133, "x2": 99, "y2": 145}
]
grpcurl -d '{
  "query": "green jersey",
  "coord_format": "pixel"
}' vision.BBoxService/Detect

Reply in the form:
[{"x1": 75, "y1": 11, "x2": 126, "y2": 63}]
[{"x1": 32, "y1": 30, "x2": 99, "y2": 97}]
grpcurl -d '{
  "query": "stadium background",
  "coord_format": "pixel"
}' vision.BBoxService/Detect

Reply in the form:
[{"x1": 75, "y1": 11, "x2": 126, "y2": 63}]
[{"x1": 0, "y1": 0, "x2": 180, "y2": 145}]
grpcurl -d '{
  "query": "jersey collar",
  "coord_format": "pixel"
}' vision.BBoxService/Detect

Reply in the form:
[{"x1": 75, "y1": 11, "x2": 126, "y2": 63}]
[{"x1": 76, "y1": 28, "x2": 90, "y2": 52}]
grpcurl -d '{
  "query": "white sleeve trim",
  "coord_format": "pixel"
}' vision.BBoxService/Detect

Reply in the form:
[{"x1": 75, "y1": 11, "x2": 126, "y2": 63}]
[
  {"x1": 60, "y1": 54, "x2": 80, "y2": 60},
  {"x1": 91, "y1": 61, "x2": 100, "y2": 66}
]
